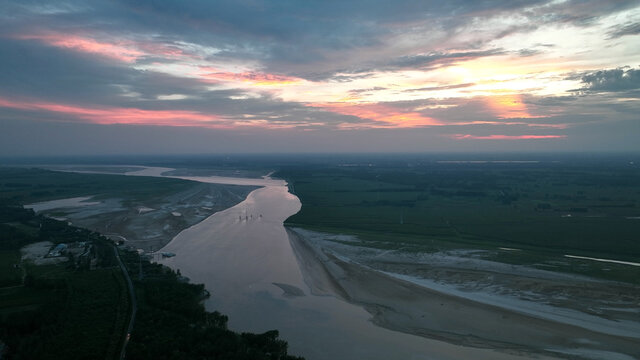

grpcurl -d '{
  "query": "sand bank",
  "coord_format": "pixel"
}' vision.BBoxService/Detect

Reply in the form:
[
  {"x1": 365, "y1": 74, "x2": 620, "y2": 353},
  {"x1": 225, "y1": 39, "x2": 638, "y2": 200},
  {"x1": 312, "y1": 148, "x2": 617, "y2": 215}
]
[{"x1": 287, "y1": 228, "x2": 640, "y2": 360}]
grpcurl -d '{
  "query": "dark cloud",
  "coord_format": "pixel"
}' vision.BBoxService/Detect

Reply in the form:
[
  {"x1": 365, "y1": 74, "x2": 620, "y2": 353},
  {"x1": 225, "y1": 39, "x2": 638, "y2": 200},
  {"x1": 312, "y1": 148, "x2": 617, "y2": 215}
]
[
  {"x1": 111, "y1": 0, "x2": 632, "y2": 76},
  {"x1": 607, "y1": 22, "x2": 640, "y2": 39},
  {"x1": 517, "y1": 48, "x2": 542, "y2": 57},
  {"x1": 403, "y1": 83, "x2": 475, "y2": 93},
  {"x1": 1, "y1": 0, "x2": 640, "y2": 154},
  {"x1": 580, "y1": 67, "x2": 640, "y2": 93},
  {"x1": 348, "y1": 87, "x2": 388, "y2": 95},
  {"x1": 0, "y1": 37, "x2": 134, "y2": 104},
  {"x1": 389, "y1": 49, "x2": 504, "y2": 70},
  {"x1": 4, "y1": 0, "x2": 637, "y2": 79},
  {"x1": 525, "y1": 96, "x2": 578, "y2": 106},
  {"x1": 522, "y1": 0, "x2": 639, "y2": 27}
]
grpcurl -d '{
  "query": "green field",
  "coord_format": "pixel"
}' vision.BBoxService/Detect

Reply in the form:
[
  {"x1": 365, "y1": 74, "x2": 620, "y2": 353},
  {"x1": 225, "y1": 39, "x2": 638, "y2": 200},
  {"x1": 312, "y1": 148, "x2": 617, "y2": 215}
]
[
  {"x1": 0, "y1": 167, "x2": 197, "y2": 205},
  {"x1": 278, "y1": 158, "x2": 640, "y2": 281}
]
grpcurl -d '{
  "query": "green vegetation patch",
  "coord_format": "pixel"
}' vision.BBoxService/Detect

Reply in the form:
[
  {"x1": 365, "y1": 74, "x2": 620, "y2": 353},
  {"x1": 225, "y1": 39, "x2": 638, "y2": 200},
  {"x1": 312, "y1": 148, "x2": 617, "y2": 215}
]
[
  {"x1": 0, "y1": 167, "x2": 197, "y2": 205},
  {"x1": 121, "y1": 250, "x2": 304, "y2": 359},
  {"x1": 278, "y1": 159, "x2": 640, "y2": 282},
  {"x1": 0, "y1": 205, "x2": 129, "y2": 360},
  {"x1": 1, "y1": 197, "x2": 304, "y2": 359}
]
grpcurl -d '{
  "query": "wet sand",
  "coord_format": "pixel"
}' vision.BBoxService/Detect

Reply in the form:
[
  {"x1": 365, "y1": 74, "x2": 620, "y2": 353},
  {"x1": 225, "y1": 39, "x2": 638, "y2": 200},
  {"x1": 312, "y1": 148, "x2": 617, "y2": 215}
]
[
  {"x1": 27, "y1": 167, "x2": 257, "y2": 251},
  {"x1": 287, "y1": 228, "x2": 640, "y2": 360},
  {"x1": 25, "y1": 196, "x2": 100, "y2": 212}
]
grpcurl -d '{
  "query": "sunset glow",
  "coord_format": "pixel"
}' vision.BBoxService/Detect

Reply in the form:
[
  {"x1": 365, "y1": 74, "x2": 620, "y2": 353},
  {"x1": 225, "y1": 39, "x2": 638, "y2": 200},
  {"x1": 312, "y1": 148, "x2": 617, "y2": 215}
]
[
  {"x1": 16, "y1": 33, "x2": 145, "y2": 63},
  {"x1": 307, "y1": 103, "x2": 441, "y2": 128},
  {"x1": 197, "y1": 67, "x2": 303, "y2": 86},
  {"x1": 486, "y1": 94, "x2": 539, "y2": 119},
  {"x1": 1, "y1": 0, "x2": 639, "y2": 152},
  {"x1": 0, "y1": 97, "x2": 225, "y2": 127}
]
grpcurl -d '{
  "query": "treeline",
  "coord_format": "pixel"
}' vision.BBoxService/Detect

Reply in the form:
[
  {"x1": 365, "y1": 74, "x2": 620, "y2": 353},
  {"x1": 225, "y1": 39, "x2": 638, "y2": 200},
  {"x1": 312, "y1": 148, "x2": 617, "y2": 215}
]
[
  {"x1": 0, "y1": 204, "x2": 304, "y2": 359},
  {"x1": 121, "y1": 251, "x2": 303, "y2": 360},
  {"x1": 0, "y1": 205, "x2": 127, "y2": 359}
]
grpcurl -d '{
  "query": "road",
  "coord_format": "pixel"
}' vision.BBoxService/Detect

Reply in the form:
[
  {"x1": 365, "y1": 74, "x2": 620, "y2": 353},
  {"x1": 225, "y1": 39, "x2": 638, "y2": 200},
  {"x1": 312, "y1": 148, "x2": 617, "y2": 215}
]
[{"x1": 113, "y1": 246, "x2": 137, "y2": 360}]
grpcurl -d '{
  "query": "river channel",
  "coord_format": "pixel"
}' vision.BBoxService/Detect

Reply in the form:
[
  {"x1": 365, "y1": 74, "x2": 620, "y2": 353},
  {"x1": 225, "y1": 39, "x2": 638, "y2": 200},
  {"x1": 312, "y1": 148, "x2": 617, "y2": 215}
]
[{"x1": 118, "y1": 167, "x2": 558, "y2": 360}]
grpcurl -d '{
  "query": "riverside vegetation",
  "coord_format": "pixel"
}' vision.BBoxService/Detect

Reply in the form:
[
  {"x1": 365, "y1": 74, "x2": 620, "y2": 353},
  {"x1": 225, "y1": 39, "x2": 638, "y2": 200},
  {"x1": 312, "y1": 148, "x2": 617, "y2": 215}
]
[
  {"x1": 278, "y1": 155, "x2": 640, "y2": 283},
  {"x1": 0, "y1": 167, "x2": 303, "y2": 360}
]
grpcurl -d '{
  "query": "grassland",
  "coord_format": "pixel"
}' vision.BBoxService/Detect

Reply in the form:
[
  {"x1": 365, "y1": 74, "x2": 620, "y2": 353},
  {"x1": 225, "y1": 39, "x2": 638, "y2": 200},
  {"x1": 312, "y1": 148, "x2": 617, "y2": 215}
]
[
  {"x1": 278, "y1": 157, "x2": 640, "y2": 282},
  {"x1": 0, "y1": 167, "x2": 197, "y2": 205}
]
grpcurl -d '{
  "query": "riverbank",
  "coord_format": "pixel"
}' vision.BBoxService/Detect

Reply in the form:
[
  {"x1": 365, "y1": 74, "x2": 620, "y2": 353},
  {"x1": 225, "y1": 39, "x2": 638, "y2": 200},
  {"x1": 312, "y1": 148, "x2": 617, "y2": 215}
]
[
  {"x1": 10, "y1": 167, "x2": 259, "y2": 252},
  {"x1": 286, "y1": 227, "x2": 640, "y2": 360},
  {"x1": 157, "y1": 184, "x2": 565, "y2": 360}
]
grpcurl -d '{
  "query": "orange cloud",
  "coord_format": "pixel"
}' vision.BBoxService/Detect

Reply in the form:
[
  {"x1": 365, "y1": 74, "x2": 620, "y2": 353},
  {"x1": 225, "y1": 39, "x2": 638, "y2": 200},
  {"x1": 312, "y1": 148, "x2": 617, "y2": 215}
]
[
  {"x1": 307, "y1": 102, "x2": 440, "y2": 128},
  {"x1": 198, "y1": 67, "x2": 302, "y2": 86},
  {"x1": 449, "y1": 134, "x2": 567, "y2": 140},
  {"x1": 16, "y1": 33, "x2": 144, "y2": 63},
  {"x1": 0, "y1": 97, "x2": 226, "y2": 127},
  {"x1": 485, "y1": 94, "x2": 543, "y2": 119}
]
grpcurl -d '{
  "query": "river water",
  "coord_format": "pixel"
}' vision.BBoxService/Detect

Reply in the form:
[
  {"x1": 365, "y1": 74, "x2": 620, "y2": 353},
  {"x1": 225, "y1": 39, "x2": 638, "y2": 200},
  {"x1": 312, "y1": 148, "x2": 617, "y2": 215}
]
[{"x1": 142, "y1": 168, "x2": 556, "y2": 360}]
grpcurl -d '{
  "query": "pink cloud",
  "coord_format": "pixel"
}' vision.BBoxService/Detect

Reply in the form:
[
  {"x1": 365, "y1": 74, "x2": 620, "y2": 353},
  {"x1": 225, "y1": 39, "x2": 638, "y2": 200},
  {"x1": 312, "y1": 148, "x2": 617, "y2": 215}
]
[
  {"x1": 13, "y1": 31, "x2": 199, "y2": 64},
  {"x1": 307, "y1": 102, "x2": 441, "y2": 128},
  {"x1": 198, "y1": 66, "x2": 302, "y2": 85},
  {"x1": 0, "y1": 96, "x2": 228, "y2": 127},
  {"x1": 454, "y1": 120, "x2": 569, "y2": 129},
  {"x1": 449, "y1": 134, "x2": 567, "y2": 140},
  {"x1": 16, "y1": 33, "x2": 145, "y2": 63}
]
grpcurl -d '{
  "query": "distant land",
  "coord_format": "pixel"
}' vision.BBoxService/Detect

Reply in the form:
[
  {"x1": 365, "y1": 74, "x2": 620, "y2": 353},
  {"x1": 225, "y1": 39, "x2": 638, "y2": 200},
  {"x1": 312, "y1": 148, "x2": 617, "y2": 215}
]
[{"x1": 1, "y1": 153, "x2": 639, "y2": 360}]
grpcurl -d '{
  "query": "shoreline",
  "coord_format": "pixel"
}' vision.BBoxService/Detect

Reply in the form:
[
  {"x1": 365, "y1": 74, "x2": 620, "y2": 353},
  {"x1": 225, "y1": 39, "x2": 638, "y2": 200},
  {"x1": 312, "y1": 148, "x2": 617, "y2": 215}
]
[
  {"x1": 26, "y1": 166, "x2": 265, "y2": 252},
  {"x1": 286, "y1": 227, "x2": 640, "y2": 360}
]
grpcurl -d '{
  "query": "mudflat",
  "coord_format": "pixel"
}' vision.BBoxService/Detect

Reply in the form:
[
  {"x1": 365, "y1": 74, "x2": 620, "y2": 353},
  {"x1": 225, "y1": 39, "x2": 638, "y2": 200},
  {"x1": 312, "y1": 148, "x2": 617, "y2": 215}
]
[{"x1": 287, "y1": 227, "x2": 640, "y2": 360}]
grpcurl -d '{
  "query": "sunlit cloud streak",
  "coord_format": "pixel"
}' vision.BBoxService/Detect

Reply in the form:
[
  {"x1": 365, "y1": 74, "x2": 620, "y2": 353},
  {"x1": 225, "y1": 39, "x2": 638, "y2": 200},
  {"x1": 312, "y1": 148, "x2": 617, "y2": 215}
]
[
  {"x1": 449, "y1": 134, "x2": 567, "y2": 140},
  {"x1": 197, "y1": 66, "x2": 303, "y2": 86},
  {"x1": 14, "y1": 33, "x2": 145, "y2": 63},
  {"x1": 307, "y1": 103, "x2": 441, "y2": 128},
  {"x1": 0, "y1": 96, "x2": 226, "y2": 127},
  {"x1": 1, "y1": 0, "x2": 639, "y2": 153}
]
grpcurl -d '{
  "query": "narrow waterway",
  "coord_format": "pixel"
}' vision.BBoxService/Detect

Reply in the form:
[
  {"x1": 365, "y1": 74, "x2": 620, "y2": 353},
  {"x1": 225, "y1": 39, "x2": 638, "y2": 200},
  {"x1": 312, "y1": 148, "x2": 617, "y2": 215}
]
[{"x1": 150, "y1": 169, "x2": 556, "y2": 360}]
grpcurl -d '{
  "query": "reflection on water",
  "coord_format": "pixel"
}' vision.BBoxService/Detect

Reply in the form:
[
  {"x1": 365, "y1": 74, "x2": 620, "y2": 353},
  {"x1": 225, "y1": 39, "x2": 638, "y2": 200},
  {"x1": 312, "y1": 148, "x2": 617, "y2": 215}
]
[{"x1": 155, "y1": 174, "x2": 548, "y2": 360}]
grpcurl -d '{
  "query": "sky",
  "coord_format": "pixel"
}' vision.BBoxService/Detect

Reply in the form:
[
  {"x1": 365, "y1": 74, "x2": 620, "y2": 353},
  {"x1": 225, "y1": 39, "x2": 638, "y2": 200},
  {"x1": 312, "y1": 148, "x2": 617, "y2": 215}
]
[{"x1": 1, "y1": 0, "x2": 639, "y2": 155}]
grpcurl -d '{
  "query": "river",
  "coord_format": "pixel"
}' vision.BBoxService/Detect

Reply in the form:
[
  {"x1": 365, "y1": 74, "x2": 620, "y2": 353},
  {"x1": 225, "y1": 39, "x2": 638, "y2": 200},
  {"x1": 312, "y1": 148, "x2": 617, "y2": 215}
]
[{"x1": 144, "y1": 168, "x2": 555, "y2": 360}]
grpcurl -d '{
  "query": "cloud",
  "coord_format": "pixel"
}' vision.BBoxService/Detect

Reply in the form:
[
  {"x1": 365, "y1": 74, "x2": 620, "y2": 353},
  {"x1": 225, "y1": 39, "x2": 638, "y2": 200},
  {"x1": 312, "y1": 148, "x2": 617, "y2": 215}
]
[
  {"x1": 0, "y1": 96, "x2": 227, "y2": 127},
  {"x1": 607, "y1": 22, "x2": 640, "y2": 38},
  {"x1": 1, "y1": 0, "x2": 640, "y2": 154},
  {"x1": 15, "y1": 32, "x2": 145, "y2": 62},
  {"x1": 517, "y1": 48, "x2": 542, "y2": 57},
  {"x1": 197, "y1": 66, "x2": 303, "y2": 86},
  {"x1": 403, "y1": 83, "x2": 475, "y2": 93},
  {"x1": 306, "y1": 102, "x2": 441, "y2": 128},
  {"x1": 521, "y1": 0, "x2": 639, "y2": 27},
  {"x1": 448, "y1": 134, "x2": 567, "y2": 140},
  {"x1": 580, "y1": 67, "x2": 640, "y2": 92},
  {"x1": 385, "y1": 49, "x2": 505, "y2": 70}
]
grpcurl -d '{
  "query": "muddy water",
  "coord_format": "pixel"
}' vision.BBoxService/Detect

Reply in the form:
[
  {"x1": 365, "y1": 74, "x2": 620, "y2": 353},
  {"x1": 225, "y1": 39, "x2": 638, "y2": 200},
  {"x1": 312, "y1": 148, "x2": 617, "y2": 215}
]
[{"x1": 152, "y1": 170, "x2": 554, "y2": 360}]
